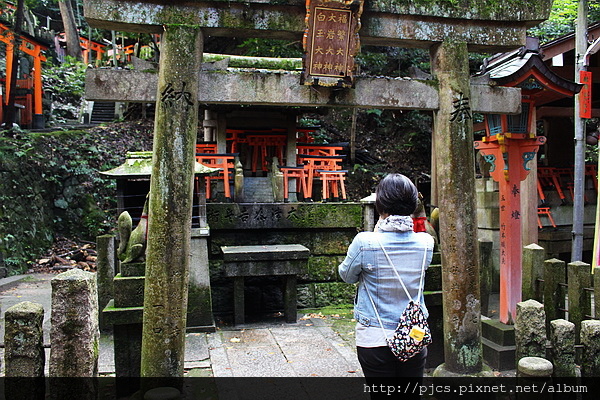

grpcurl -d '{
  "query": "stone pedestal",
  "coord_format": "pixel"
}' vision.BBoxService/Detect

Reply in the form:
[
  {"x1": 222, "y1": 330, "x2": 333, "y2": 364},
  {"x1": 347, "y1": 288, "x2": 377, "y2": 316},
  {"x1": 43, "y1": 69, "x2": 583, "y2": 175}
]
[
  {"x1": 103, "y1": 298, "x2": 143, "y2": 382},
  {"x1": 102, "y1": 261, "x2": 145, "y2": 397}
]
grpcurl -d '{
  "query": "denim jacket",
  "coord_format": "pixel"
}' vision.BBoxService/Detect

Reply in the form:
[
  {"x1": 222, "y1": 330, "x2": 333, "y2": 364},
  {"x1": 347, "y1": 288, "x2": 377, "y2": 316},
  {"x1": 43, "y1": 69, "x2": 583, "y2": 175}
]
[{"x1": 338, "y1": 230, "x2": 434, "y2": 330}]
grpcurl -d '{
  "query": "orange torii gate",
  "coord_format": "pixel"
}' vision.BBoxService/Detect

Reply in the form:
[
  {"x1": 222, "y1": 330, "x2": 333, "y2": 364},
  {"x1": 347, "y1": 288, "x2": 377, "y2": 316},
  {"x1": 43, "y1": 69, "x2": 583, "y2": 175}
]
[
  {"x1": 80, "y1": 36, "x2": 106, "y2": 64},
  {"x1": 56, "y1": 32, "x2": 107, "y2": 64},
  {"x1": 0, "y1": 22, "x2": 47, "y2": 128}
]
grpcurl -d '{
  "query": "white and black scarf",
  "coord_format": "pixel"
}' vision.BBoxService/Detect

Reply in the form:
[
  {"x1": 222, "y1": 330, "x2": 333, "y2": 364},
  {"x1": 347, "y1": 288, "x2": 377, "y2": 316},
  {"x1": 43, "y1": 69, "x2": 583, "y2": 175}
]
[{"x1": 375, "y1": 215, "x2": 413, "y2": 232}]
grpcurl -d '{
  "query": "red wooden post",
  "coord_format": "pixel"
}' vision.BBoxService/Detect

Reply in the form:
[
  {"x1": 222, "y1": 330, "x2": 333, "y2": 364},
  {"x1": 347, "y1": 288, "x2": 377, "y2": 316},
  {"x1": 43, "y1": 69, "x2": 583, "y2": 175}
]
[
  {"x1": 475, "y1": 135, "x2": 545, "y2": 323},
  {"x1": 4, "y1": 32, "x2": 14, "y2": 106}
]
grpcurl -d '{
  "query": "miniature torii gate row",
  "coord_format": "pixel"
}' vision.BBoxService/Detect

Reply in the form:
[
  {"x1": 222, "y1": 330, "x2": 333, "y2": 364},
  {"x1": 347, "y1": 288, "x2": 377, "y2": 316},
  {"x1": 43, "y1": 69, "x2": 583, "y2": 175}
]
[
  {"x1": 57, "y1": 33, "x2": 107, "y2": 64},
  {"x1": 0, "y1": 22, "x2": 47, "y2": 128},
  {"x1": 83, "y1": 0, "x2": 554, "y2": 384}
]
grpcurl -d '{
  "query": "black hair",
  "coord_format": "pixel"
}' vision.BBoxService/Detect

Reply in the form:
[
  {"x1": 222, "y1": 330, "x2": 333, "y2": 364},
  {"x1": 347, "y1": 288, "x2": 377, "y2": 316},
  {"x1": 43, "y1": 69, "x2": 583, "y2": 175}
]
[{"x1": 375, "y1": 173, "x2": 418, "y2": 216}]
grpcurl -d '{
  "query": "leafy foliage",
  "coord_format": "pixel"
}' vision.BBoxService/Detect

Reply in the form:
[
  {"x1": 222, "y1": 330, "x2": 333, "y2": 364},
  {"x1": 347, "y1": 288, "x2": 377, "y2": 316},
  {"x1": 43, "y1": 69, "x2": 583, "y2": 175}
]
[
  {"x1": 528, "y1": 0, "x2": 600, "y2": 42},
  {"x1": 238, "y1": 38, "x2": 303, "y2": 58},
  {"x1": 357, "y1": 46, "x2": 430, "y2": 77},
  {"x1": 0, "y1": 121, "x2": 154, "y2": 274},
  {"x1": 42, "y1": 57, "x2": 87, "y2": 122}
]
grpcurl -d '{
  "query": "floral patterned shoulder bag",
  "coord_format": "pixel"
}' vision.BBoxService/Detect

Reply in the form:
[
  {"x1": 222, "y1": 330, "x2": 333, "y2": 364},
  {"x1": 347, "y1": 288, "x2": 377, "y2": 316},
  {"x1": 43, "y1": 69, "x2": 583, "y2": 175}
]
[{"x1": 364, "y1": 240, "x2": 432, "y2": 361}]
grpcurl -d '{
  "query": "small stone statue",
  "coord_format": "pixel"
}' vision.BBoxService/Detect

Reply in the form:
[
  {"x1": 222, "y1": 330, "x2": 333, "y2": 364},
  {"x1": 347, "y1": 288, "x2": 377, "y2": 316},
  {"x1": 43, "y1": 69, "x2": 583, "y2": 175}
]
[{"x1": 117, "y1": 197, "x2": 148, "y2": 264}]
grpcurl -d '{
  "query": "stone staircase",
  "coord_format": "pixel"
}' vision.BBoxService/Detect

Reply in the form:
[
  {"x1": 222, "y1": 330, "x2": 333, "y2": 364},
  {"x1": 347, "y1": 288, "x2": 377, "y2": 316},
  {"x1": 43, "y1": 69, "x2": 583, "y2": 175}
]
[
  {"x1": 242, "y1": 176, "x2": 274, "y2": 202},
  {"x1": 90, "y1": 101, "x2": 116, "y2": 124}
]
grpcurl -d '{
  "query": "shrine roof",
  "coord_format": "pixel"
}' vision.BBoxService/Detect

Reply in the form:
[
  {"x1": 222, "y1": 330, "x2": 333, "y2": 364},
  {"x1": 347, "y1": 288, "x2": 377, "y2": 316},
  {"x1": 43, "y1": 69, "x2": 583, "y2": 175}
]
[
  {"x1": 101, "y1": 151, "x2": 220, "y2": 178},
  {"x1": 479, "y1": 48, "x2": 581, "y2": 107},
  {"x1": 540, "y1": 22, "x2": 600, "y2": 61}
]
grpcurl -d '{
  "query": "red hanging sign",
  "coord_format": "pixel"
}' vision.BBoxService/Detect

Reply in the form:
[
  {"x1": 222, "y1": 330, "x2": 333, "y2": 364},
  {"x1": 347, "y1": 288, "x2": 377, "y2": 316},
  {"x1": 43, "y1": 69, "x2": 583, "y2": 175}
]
[{"x1": 580, "y1": 70, "x2": 592, "y2": 119}]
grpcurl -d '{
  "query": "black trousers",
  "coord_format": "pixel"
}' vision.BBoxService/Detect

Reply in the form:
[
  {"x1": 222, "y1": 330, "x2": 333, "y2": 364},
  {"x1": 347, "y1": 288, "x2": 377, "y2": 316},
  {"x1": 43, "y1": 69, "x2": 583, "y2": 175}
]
[{"x1": 358, "y1": 346, "x2": 427, "y2": 399}]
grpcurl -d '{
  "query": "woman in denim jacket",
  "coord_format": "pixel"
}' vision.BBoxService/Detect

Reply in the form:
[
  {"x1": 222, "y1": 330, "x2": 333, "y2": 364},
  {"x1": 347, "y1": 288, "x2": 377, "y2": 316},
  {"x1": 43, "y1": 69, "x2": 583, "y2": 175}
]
[{"x1": 339, "y1": 173, "x2": 434, "y2": 379}]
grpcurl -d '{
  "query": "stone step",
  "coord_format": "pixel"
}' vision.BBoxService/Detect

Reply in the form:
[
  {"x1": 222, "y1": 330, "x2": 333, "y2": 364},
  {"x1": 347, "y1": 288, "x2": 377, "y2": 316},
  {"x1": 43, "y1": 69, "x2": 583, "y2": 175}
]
[
  {"x1": 113, "y1": 274, "x2": 145, "y2": 308},
  {"x1": 482, "y1": 318, "x2": 515, "y2": 346},
  {"x1": 120, "y1": 262, "x2": 145, "y2": 277},
  {"x1": 424, "y1": 264, "x2": 441, "y2": 292},
  {"x1": 482, "y1": 336, "x2": 516, "y2": 371},
  {"x1": 91, "y1": 101, "x2": 116, "y2": 123}
]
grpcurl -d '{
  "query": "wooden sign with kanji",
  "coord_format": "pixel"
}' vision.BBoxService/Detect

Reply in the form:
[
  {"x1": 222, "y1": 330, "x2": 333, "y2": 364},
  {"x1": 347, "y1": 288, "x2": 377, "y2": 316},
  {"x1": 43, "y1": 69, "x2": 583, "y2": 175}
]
[{"x1": 302, "y1": 0, "x2": 363, "y2": 87}]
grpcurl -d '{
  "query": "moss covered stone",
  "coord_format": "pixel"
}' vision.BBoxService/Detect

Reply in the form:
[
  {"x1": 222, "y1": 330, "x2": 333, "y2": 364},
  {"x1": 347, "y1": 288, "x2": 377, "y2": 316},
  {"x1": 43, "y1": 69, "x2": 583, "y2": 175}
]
[
  {"x1": 141, "y1": 23, "x2": 203, "y2": 379},
  {"x1": 207, "y1": 203, "x2": 362, "y2": 230},
  {"x1": 298, "y1": 282, "x2": 356, "y2": 308},
  {"x1": 4, "y1": 301, "x2": 45, "y2": 378},
  {"x1": 366, "y1": 0, "x2": 552, "y2": 21},
  {"x1": 302, "y1": 255, "x2": 346, "y2": 281}
]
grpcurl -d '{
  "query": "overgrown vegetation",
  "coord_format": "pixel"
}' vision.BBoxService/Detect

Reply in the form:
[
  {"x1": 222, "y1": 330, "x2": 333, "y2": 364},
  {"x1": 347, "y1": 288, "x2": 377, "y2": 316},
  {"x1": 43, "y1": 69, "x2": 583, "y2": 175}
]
[
  {"x1": 0, "y1": 121, "x2": 154, "y2": 274},
  {"x1": 528, "y1": 0, "x2": 600, "y2": 42},
  {"x1": 42, "y1": 56, "x2": 87, "y2": 123}
]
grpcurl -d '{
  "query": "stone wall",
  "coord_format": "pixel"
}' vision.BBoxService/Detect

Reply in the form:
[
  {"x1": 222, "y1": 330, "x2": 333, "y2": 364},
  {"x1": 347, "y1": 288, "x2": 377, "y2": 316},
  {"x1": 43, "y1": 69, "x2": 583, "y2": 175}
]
[{"x1": 206, "y1": 202, "x2": 362, "y2": 314}]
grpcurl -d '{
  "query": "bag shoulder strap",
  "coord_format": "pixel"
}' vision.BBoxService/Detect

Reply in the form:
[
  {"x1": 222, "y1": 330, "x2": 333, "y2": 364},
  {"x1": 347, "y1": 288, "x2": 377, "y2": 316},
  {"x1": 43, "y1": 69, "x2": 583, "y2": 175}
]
[
  {"x1": 363, "y1": 280, "x2": 388, "y2": 338},
  {"x1": 362, "y1": 239, "x2": 428, "y2": 335},
  {"x1": 376, "y1": 236, "x2": 428, "y2": 303}
]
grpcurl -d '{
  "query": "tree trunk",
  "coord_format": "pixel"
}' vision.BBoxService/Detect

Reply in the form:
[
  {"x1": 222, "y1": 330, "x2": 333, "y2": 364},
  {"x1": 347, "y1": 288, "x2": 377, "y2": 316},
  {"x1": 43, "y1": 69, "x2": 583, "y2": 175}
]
[
  {"x1": 4, "y1": 0, "x2": 25, "y2": 127},
  {"x1": 58, "y1": 0, "x2": 83, "y2": 61}
]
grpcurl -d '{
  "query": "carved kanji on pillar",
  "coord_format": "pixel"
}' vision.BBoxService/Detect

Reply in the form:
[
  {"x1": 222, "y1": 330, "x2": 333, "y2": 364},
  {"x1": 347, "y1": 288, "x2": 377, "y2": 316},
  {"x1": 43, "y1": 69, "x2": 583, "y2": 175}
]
[{"x1": 475, "y1": 133, "x2": 545, "y2": 324}]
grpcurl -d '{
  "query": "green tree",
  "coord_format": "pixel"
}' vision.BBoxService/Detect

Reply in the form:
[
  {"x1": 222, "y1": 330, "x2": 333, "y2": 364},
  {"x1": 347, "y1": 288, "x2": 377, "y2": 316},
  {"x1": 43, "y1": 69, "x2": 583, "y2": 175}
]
[{"x1": 528, "y1": 0, "x2": 600, "y2": 42}]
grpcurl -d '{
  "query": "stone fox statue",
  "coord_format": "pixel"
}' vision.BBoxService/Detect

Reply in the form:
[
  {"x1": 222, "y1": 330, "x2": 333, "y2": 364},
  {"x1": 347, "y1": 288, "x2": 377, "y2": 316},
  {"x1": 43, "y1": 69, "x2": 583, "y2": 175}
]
[{"x1": 117, "y1": 196, "x2": 148, "y2": 264}]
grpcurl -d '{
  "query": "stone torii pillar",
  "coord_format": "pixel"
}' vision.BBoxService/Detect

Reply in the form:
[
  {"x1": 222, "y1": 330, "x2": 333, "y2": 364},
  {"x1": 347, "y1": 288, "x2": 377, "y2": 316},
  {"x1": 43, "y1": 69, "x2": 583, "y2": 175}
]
[
  {"x1": 431, "y1": 40, "x2": 484, "y2": 375},
  {"x1": 141, "y1": 25, "x2": 203, "y2": 380}
]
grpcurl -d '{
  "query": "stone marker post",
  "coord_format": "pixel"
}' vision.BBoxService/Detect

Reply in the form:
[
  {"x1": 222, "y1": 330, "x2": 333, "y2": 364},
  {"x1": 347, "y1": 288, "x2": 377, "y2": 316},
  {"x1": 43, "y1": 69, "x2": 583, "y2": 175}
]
[
  {"x1": 141, "y1": 24, "x2": 203, "y2": 380},
  {"x1": 431, "y1": 40, "x2": 482, "y2": 375},
  {"x1": 96, "y1": 234, "x2": 116, "y2": 330},
  {"x1": 49, "y1": 269, "x2": 99, "y2": 400},
  {"x1": 49, "y1": 269, "x2": 100, "y2": 376},
  {"x1": 515, "y1": 299, "x2": 546, "y2": 362},
  {"x1": 543, "y1": 258, "x2": 566, "y2": 326},
  {"x1": 549, "y1": 319, "x2": 576, "y2": 377},
  {"x1": 522, "y1": 243, "x2": 545, "y2": 302},
  {"x1": 4, "y1": 301, "x2": 45, "y2": 377},
  {"x1": 567, "y1": 260, "x2": 591, "y2": 341},
  {"x1": 4, "y1": 301, "x2": 45, "y2": 400},
  {"x1": 580, "y1": 320, "x2": 600, "y2": 377}
]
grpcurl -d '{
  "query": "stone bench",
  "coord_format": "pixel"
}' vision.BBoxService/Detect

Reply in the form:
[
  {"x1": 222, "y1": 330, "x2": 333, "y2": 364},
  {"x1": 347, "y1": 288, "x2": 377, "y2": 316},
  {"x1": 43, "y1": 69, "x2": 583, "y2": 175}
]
[{"x1": 221, "y1": 244, "x2": 309, "y2": 325}]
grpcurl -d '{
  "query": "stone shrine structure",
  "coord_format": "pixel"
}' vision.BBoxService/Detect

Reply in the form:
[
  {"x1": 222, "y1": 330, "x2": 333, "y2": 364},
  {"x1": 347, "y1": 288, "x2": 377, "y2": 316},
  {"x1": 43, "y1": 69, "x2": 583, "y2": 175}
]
[{"x1": 83, "y1": 0, "x2": 554, "y2": 381}]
